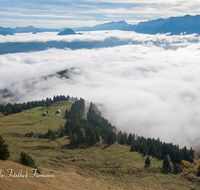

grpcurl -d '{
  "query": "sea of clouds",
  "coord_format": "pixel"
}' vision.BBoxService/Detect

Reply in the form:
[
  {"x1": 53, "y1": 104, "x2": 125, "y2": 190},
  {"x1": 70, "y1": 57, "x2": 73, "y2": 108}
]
[{"x1": 1, "y1": 31, "x2": 200, "y2": 149}]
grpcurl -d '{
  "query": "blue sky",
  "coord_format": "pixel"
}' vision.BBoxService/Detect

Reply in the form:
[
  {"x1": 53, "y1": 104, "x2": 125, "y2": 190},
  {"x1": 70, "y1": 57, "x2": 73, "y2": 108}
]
[{"x1": 1, "y1": 0, "x2": 200, "y2": 28}]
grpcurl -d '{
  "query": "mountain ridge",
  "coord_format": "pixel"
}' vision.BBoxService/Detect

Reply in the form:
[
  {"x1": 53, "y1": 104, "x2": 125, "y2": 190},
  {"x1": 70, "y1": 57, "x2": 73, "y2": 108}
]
[
  {"x1": 73, "y1": 20, "x2": 129, "y2": 31},
  {"x1": 121, "y1": 14, "x2": 200, "y2": 35},
  {"x1": 1, "y1": 15, "x2": 200, "y2": 35}
]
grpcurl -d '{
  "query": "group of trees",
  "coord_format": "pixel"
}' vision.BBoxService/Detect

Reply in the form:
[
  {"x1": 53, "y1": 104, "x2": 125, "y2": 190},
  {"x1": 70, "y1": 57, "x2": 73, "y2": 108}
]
[
  {"x1": 64, "y1": 99, "x2": 117, "y2": 147},
  {"x1": 23, "y1": 97, "x2": 116, "y2": 147},
  {"x1": 121, "y1": 133, "x2": 195, "y2": 174},
  {"x1": 116, "y1": 132, "x2": 194, "y2": 166},
  {"x1": 37, "y1": 127, "x2": 65, "y2": 139},
  {"x1": 0, "y1": 95, "x2": 70, "y2": 116}
]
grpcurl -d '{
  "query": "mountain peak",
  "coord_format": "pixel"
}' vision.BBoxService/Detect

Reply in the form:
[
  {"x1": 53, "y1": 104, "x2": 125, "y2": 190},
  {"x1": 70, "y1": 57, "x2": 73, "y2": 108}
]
[{"x1": 57, "y1": 28, "x2": 81, "y2": 35}]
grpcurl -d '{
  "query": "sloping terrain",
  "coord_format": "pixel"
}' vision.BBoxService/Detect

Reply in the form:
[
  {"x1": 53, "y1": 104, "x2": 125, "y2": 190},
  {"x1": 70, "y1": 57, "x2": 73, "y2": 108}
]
[{"x1": 0, "y1": 100, "x2": 199, "y2": 189}]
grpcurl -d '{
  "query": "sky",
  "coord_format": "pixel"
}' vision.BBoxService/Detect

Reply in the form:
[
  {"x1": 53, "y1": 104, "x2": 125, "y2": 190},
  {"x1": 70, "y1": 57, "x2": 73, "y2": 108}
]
[
  {"x1": 1, "y1": 31, "x2": 200, "y2": 148},
  {"x1": 1, "y1": 0, "x2": 200, "y2": 28}
]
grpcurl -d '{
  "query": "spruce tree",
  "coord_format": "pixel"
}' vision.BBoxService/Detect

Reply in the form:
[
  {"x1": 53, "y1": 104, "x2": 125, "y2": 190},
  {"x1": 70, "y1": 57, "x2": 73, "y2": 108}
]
[
  {"x1": 0, "y1": 135, "x2": 10, "y2": 160},
  {"x1": 197, "y1": 166, "x2": 200, "y2": 177},
  {"x1": 19, "y1": 152, "x2": 35, "y2": 167},
  {"x1": 145, "y1": 156, "x2": 151, "y2": 167},
  {"x1": 163, "y1": 155, "x2": 171, "y2": 173},
  {"x1": 130, "y1": 144, "x2": 135, "y2": 152}
]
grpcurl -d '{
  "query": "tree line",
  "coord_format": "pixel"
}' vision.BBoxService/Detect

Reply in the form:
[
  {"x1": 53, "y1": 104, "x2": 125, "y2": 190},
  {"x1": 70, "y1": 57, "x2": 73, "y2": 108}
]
[
  {"x1": 0, "y1": 95, "x2": 69, "y2": 116},
  {"x1": 117, "y1": 132, "x2": 195, "y2": 173}
]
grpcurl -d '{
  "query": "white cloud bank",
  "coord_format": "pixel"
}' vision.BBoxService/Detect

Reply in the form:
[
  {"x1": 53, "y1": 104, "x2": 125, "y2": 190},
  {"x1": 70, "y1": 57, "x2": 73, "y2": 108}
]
[{"x1": 1, "y1": 31, "x2": 200, "y2": 149}]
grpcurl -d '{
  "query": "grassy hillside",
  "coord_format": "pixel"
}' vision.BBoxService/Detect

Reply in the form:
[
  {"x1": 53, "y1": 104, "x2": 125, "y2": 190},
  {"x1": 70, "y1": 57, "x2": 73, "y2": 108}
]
[
  {"x1": 0, "y1": 100, "x2": 200, "y2": 189},
  {"x1": 0, "y1": 101, "x2": 72, "y2": 162}
]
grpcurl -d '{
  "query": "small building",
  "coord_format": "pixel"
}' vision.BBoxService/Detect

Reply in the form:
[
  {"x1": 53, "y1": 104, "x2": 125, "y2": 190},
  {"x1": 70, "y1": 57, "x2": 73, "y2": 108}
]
[
  {"x1": 43, "y1": 112, "x2": 47, "y2": 116},
  {"x1": 56, "y1": 109, "x2": 61, "y2": 113}
]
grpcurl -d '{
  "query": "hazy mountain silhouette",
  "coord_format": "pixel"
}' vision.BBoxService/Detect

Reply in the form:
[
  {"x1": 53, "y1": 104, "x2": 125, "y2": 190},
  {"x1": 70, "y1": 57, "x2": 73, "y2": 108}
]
[
  {"x1": 121, "y1": 15, "x2": 200, "y2": 35},
  {"x1": 0, "y1": 27, "x2": 17, "y2": 35},
  {"x1": 57, "y1": 28, "x2": 82, "y2": 35},
  {"x1": 73, "y1": 20, "x2": 129, "y2": 31},
  {"x1": 15, "y1": 26, "x2": 62, "y2": 33},
  {"x1": 2, "y1": 15, "x2": 200, "y2": 35},
  {"x1": 0, "y1": 26, "x2": 62, "y2": 35}
]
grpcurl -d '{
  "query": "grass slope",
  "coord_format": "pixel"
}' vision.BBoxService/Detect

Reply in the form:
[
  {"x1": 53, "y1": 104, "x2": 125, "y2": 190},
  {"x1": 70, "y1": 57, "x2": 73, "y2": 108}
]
[{"x1": 0, "y1": 100, "x2": 199, "y2": 189}]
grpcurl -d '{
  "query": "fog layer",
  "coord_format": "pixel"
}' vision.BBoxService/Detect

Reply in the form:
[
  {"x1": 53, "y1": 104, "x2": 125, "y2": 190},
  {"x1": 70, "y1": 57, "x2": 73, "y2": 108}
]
[{"x1": 1, "y1": 31, "x2": 200, "y2": 148}]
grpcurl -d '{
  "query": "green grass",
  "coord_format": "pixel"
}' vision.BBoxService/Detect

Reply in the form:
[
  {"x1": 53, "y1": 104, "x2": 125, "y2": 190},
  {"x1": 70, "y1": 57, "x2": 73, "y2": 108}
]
[
  {"x1": 0, "y1": 101, "x2": 72, "y2": 134},
  {"x1": 0, "y1": 100, "x2": 200, "y2": 189},
  {"x1": 0, "y1": 100, "x2": 72, "y2": 163}
]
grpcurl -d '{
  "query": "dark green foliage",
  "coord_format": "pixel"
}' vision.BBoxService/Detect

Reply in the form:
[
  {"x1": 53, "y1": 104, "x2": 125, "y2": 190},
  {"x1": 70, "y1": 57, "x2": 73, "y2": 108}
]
[
  {"x1": 190, "y1": 147, "x2": 195, "y2": 159},
  {"x1": 130, "y1": 144, "x2": 135, "y2": 152},
  {"x1": 128, "y1": 135, "x2": 194, "y2": 166},
  {"x1": 127, "y1": 133, "x2": 135, "y2": 145},
  {"x1": 174, "y1": 163, "x2": 179, "y2": 174},
  {"x1": 119, "y1": 133, "x2": 127, "y2": 145},
  {"x1": 145, "y1": 156, "x2": 151, "y2": 167},
  {"x1": 19, "y1": 152, "x2": 35, "y2": 168},
  {"x1": 107, "y1": 131, "x2": 116, "y2": 145},
  {"x1": 197, "y1": 166, "x2": 200, "y2": 177},
  {"x1": 45, "y1": 129, "x2": 56, "y2": 139},
  {"x1": 0, "y1": 135, "x2": 10, "y2": 160},
  {"x1": 117, "y1": 131, "x2": 123, "y2": 144},
  {"x1": 163, "y1": 155, "x2": 171, "y2": 173},
  {"x1": 139, "y1": 143, "x2": 144, "y2": 154},
  {"x1": 59, "y1": 128, "x2": 65, "y2": 137},
  {"x1": 25, "y1": 131, "x2": 34, "y2": 137},
  {"x1": 63, "y1": 99, "x2": 117, "y2": 147},
  {"x1": 70, "y1": 133, "x2": 78, "y2": 146}
]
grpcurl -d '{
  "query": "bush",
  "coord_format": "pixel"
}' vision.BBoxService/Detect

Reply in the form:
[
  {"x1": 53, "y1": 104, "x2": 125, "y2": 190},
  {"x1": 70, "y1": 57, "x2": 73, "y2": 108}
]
[
  {"x1": 0, "y1": 135, "x2": 10, "y2": 160},
  {"x1": 19, "y1": 152, "x2": 35, "y2": 168}
]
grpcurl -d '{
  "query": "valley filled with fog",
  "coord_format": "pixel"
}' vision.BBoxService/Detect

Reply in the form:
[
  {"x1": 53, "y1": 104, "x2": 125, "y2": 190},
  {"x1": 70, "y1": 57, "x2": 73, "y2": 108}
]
[{"x1": 1, "y1": 31, "x2": 200, "y2": 149}]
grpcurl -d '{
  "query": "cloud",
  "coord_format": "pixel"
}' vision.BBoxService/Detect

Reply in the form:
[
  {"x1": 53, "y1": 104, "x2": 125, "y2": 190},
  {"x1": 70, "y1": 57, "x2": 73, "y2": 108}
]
[
  {"x1": 1, "y1": 31, "x2": 200, "y2": 149},
  {"x1": 1, "y1": 0, "x2": 200, "y2": 28}
]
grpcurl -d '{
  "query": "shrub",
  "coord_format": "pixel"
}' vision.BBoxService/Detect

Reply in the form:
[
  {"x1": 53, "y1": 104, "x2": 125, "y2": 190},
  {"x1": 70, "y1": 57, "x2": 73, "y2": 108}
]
[{"x1": 19, "y1": 152, "x2": 35, "y2": 168}]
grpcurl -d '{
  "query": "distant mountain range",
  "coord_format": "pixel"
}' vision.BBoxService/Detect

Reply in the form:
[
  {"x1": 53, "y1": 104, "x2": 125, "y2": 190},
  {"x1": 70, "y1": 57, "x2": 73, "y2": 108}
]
[
  {"x1": 0, "y1": 27, "x2": 16, "y2": 35},
  {"x1": 73, "y1": 20, "x2": 129, "y2": 31},
  {"x1": 0, "y1": 26, "x2": 63, "y2": 35},
  {"x1": 74, "y1": 14, "x2": 200, "y2": 35},
  {"x1": 1, "y1": 15, "x2": 200, "y2": 36},
  {"x1": 15, "y1": 26, "x2": 62, "y2": 33},
  {"x1": 121, "y1": 14, "x2": 200, "y2": 35}
]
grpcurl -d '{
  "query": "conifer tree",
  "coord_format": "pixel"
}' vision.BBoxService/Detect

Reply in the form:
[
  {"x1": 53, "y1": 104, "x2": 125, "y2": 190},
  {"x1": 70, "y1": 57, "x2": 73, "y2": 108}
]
[
  {"x1": 0, "y1": 135, "x2": 10, "y2": 160},
  {"x1": 197, "y1": 166, "x2": 200, "y2": 177},
  {"x1": 130, "y1": 144, "x2": 135, "y2": 152},
  {"x1": 145, "y1": 156, "x2": 151, "y2": 167},
  {"x1": 19, "y1": 152, "x2": 35, "y2": 167},
  {"x1": 163, "y1": 155, "x2": 171, "y2": 173}
]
